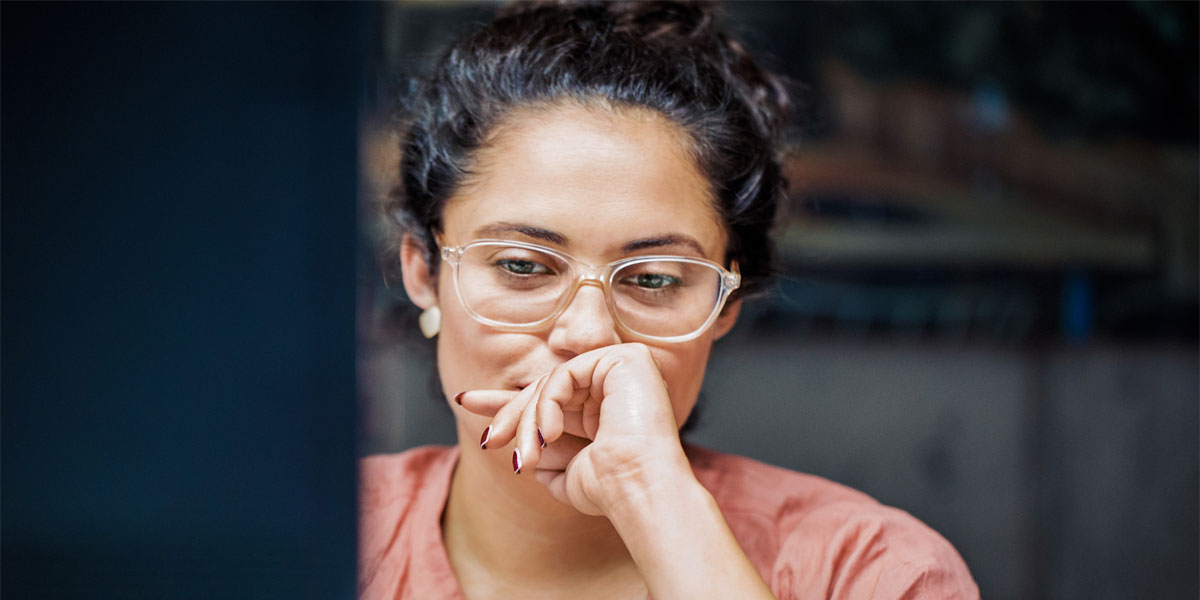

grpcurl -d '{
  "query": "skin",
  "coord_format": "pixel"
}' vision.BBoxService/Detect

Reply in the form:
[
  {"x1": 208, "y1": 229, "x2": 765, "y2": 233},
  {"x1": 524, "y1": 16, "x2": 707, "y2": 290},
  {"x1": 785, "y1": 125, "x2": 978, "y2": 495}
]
[{"x1": 400, "y1": 102, "x2": 774, "y2": 599}]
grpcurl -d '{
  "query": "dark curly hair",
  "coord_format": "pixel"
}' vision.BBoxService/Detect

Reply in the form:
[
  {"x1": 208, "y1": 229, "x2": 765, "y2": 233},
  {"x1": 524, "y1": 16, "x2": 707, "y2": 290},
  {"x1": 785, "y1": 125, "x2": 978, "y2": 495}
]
[{"x1": 386, "y1": 0, "x2": 790, "y2": 301}]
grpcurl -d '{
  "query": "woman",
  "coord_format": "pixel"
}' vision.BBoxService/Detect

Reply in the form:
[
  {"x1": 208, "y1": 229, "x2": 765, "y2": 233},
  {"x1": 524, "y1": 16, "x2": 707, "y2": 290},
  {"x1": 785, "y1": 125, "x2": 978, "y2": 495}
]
[{"x1": 361, "y1": 2, "x2": 979, "y2": 598}]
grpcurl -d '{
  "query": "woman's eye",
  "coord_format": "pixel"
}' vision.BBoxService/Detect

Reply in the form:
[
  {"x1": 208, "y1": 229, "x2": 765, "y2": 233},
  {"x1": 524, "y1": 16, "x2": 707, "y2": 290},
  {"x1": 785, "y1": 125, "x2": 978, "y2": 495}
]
[
  {"x1": 496, "y1": 259, "x2": 551, "y2": 275},
  {"x1": 625, "y1": 273, "x2": 681, "y2": 289}
]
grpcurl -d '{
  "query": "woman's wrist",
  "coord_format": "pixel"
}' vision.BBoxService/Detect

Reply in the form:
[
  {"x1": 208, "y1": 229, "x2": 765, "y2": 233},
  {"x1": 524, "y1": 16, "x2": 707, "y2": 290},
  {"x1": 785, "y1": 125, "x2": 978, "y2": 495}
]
[
  {"x1": 597, "y1": 450, "x2": 776, "y2": 599},
  {"x1": 584, "y1": 439, "x2": 697, "y2": 518}
]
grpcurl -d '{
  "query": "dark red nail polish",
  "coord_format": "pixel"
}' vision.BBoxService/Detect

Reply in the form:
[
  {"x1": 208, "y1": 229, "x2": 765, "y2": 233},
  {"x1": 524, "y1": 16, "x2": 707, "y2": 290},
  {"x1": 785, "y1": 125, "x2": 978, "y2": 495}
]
[
  {"x1": 454, "y1": 392, "x2": 464, "y2": 405},
  {"x1": 537, "y1": 428, "x2": 546, "y2": 448},
  {"x1": 480, "y1": 426, "x2": 491, "y2": 450},
  {"x1": 512, "y1": 448, "x2": 522, "y2": 474}
]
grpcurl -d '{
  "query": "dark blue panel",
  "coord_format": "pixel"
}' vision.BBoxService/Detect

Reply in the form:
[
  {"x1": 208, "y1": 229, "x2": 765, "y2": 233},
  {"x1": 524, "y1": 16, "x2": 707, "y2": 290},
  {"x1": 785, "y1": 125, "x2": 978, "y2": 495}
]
[{"x1": 2, "y1": 3, "x2": 365, "y2": 597}]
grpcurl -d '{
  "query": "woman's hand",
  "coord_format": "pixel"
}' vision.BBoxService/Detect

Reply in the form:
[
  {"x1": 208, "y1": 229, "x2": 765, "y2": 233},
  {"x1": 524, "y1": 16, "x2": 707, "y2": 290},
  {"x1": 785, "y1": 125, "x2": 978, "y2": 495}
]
[
  {"x1": 457, "y1": 342, "x2": 693, "y2": 517},
  {"x1": 459, "y1": 343, "x2": 775, "y2": 599}
]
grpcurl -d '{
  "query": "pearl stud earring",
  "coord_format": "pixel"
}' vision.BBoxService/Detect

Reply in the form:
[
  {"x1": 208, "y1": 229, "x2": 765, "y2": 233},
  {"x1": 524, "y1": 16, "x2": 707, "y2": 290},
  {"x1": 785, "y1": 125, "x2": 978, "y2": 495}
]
[{"x1": 418, "y1": 306, "x2": 441, "y2": 338}]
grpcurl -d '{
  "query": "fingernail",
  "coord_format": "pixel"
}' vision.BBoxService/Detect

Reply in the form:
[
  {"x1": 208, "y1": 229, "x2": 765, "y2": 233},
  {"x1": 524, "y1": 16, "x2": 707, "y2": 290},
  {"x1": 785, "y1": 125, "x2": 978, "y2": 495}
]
[
  {"x1": 479, "y1": 426, "x2": 491, "y2": 450},
  {"x1": 512, "y1": 448, "x2": 522, "y2": 474},
  {"x1": 454, "y1": 392, "x2": 464, "y2": 405},
  {"x1": 537, "y1": 428, "x2": 546, "y2": 448}
]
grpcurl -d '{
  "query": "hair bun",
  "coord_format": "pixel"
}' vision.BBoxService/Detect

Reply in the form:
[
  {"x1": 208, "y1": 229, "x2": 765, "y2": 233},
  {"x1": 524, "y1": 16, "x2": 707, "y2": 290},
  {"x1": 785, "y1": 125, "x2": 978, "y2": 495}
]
[
  {"x1": 496, "y1": 0, "x2": 715, "y2": 44},
  {"x1": 608, "y1": 1, "x2": 716, "y2": 43},
  {"x1": 496, "y1": 1, "x2": 789, "y2": 142}
]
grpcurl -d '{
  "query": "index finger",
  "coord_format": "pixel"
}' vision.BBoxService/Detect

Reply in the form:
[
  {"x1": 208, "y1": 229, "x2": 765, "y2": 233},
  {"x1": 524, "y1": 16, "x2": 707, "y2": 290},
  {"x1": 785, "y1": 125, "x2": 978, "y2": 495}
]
[{"x1": 455, "y1": 389, "x2": 519, "y2": 417}]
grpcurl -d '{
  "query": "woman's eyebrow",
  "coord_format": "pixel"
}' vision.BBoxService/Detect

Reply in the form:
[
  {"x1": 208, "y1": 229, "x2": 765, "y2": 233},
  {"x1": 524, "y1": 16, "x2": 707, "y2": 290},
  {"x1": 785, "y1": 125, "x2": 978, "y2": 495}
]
[
  {"x1": 621, "y1": 234, "x2": 707, "y2": 256},
  {"x1": 474, "y1": 222, "x2": 567, "y2": 246}
]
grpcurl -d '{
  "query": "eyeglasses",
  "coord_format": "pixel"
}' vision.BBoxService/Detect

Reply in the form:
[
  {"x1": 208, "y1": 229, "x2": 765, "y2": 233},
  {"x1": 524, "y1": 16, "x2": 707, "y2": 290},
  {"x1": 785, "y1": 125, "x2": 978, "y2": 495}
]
[{"x1": 440, "y1": 239, "x2": 741, "y2": 343}]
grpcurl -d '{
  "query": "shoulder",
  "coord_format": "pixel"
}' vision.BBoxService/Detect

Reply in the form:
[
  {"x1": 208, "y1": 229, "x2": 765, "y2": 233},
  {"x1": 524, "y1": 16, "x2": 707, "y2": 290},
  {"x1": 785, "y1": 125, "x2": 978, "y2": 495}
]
[
  {"x1": 687, "y1": 444, "x2": 874, "y2": 511},
  {"x1": 687, "y1": 445, "x2": 979, "y2": 600},
  {"x1": 359, "y1": 444, "x2": 457, "y2": 507},
  {"x1": 358, "y1": 445, "x2": 459, "y2": 597}
]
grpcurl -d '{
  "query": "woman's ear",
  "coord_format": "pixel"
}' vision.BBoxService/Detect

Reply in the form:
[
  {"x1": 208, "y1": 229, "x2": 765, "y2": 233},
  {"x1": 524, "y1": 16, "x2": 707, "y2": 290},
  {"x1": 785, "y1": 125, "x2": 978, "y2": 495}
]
[
  {"x1": 712, "y1": 298, "x2": 742, "y2": 340},
  {"x1": 400, "y1": 235, "x2": 438, "y2": 310}
]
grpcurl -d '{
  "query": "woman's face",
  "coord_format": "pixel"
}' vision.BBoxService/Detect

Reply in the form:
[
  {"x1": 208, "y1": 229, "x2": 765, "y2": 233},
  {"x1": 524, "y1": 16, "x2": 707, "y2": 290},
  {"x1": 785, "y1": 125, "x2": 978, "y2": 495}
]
[{"x1": 425, "y1": 102, "x2": 739, "y2": 449}]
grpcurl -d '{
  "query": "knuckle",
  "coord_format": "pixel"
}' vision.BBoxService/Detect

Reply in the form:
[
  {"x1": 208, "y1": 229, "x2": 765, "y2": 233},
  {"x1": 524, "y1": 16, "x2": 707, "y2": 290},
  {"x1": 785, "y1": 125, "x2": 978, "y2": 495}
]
[
  {"x1": 619, "y1": 342, "x2": 659, "y2": 369},
  {"x1": 621, "y1": 342, "x2": 652, "y2": 359}
]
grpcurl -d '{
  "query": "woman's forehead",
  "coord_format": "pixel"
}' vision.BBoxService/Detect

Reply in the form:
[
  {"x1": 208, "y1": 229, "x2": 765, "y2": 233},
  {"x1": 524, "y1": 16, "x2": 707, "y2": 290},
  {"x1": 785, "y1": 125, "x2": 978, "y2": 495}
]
[{"x1": 443, "y1": 103, "x2": 727, "y2": 260}]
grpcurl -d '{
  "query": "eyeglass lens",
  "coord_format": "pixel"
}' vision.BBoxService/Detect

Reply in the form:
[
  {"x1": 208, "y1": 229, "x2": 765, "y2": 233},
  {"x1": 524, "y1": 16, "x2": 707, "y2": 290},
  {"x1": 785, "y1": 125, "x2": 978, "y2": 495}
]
[{"x1": 455, "y1": 243, "x2": 724, "y2": 338}]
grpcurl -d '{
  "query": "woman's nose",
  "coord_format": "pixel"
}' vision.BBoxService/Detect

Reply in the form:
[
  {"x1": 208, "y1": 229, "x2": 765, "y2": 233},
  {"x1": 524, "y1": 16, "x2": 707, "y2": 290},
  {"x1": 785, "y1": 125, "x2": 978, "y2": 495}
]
[{"x1": 546, "y1": 282, "x2": 621, "y2": 356}]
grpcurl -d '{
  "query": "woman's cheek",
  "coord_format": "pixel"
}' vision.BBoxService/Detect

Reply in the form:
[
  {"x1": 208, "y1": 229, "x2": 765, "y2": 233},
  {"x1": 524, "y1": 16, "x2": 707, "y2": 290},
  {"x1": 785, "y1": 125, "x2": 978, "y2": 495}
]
[
  {"x1": 438, "y1": 316, "x2": 537, "y2": 394},
  {"x1": 436, "y1": 315, "x2": 491, "y2": 402}
]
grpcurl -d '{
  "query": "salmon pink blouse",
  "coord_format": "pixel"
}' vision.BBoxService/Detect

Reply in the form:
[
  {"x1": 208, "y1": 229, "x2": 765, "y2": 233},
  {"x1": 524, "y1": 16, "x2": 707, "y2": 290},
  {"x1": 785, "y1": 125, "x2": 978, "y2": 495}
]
[{"x1": 359, "y1": 445, "x2": 979, "y2": 599}]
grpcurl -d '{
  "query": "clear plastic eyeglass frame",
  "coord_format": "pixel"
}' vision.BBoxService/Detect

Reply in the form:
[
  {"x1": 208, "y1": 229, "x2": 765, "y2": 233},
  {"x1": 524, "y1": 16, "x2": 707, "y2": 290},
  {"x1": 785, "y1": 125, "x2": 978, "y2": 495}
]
[{"x1": 440, "y1": 239, "x2": 741, "y2": 344}]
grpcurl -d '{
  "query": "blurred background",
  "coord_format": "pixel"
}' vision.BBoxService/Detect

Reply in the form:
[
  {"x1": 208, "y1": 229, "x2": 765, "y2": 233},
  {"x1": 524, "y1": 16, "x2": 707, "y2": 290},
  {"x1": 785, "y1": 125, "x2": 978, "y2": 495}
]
[{"x1": 358, "y1": 3, "x2": 1198, "y2": 599}]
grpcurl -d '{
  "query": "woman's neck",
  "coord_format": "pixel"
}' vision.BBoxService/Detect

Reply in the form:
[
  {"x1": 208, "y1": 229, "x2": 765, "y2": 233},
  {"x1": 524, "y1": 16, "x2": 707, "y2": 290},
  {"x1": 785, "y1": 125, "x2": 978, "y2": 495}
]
[{"x1": 442, "y1": 435, "x2": 643, "y2": 597}]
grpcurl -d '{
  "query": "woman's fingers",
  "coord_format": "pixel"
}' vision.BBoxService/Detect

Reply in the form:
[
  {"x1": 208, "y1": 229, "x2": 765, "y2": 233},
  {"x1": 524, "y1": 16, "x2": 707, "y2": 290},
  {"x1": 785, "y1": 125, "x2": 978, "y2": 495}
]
[
  {"x1": 455, "y1": 389, "x2": 517, "y2": 417},
  {"x1": 539, "y1": 361, "x2": 598, "y2": 440},
  {"x1": 470, "y1": 343, "x2": 675, "y2": 488},
  {"x1": 477, "y1": 384, "x2": 534, "y2": 449},
  {"x1": 535, "y1": 364, "x2": 579, "y2": 441},
  {"x1": 512, "y1": 384, "x2": 543, "y2": 474},
  {"x1": 561, "y1": 343, "x2": 677, "y2": 438},
  {"x1": 537, "y1": 385, "x2": 564, "y2": 442},
  {"x1": 464, "y1": 345, "x2": 685, "y2": 519}
]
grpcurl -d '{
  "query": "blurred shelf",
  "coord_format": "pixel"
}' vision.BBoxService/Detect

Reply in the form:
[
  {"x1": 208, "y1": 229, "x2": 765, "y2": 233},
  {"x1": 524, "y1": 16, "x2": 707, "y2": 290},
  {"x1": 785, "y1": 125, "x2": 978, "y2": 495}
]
[
  {"x1": 778, "y1": 222, "x2": 1155, "y2": 270},
  {"x1": 780, "y1": 143, "x2": 1162, "y2": 270}
]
